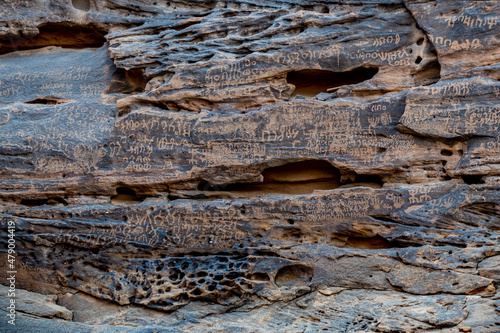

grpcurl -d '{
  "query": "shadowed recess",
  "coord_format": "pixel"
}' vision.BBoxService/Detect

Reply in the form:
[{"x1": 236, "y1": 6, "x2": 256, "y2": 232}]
[
  {"x1": 20, "y1": 198, "x2": 68, "y2": 207},
  {"x1": 111, "y1": 187, "x2": 144, "y2": 205},
  {"x1": 462, "y1": 175, "x2": 484, "y2": 185},
  {"x1": 287, "y1": 67, "x2": 379, "y2": 98},
  {"x1": 275, "y1": 264, "x2": 314, "y2": 286},
  {"x1": 0, "y1": 23, "x2": 106, "y2": 55},
  {"x1": 344, "y1": 235, "x2": 392, "y2": 249},
  {"x1": 107, "y1": 68, "x2": 149, "y2": 95},
  {"x1": 198, "y1": 160, "x2": 342, "y2": 196},
  {"x1": 345, "y1": 174, "x2": 384, "y2": 188},
  {"x1": 25, "y1": 96, "x2": 73, "y2": 105},
  {"x1": 413, "y1": 50, "x2": 441, "y2": 85},
  {"x1": 262, "y1": 160, "x2": 340, "y2": 182}
]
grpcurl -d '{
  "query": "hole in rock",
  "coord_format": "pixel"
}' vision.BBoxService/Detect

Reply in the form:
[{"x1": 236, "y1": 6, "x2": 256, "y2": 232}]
[
  {"x1": 130, "y1": 97, "x2": 213, "y2": 114},
  {"x1": 198, "y1": 160, "x2": 342, "y2": 197},
  {"x1": 110, "y1": 187, "x2": 144, "y2": 205},
  {"x1": 416, "y1": 38, "x2": 424, "y2": 46},
  {"x1": 1, "y1": 23, "x2": 105, "y2": 55},
  {"x1": 287, "y1": 67, "x2": 379, "y2": 98},
  {"x1": 191, "y1": 288, "x2": 203, "y2": 296},
  {"x1": 413, "y1": 54, "x2": 441, "y2": 85},
  {"x1": 107, "y1": 68, "x2": 149, "y2": 95},
  {"x1": 275, "y1": 264, "x2": 314, "y2": 287},
  {"x1": 25, "y1": 97, "x2": 72, "y2": 105},
  {"x1": 440, "y1": 149, "x2": 453, "y2": 156},
  {"x1": 72, "y1": 0, "x2": 91, "y2": 11},
  {"x1": 350, "y1": 174, "x2": 384, "y2": 188},
  {"x1": 370, "y1": 215, "x2": 399, "y2": 223},
  {"x1": 461, "y1": 175, "x2": 484, "y2": 185},
  {"x1": 20, "y1": 198, "x2": 68, "y2": 207},
  {"x1": 262, "y1": 160, "x2": 340, "y2": 183},
  {"x1": 344, "y1": 235, "x2": 392, "y2": 249},
  {"x1": 249, "y1": 272, "x2": 270, "y2": 281}
]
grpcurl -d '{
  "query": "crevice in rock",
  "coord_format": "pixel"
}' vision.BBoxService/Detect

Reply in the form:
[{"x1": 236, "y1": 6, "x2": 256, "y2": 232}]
[
  {"x1": 270, "y1": 226, "x2": 414, "y2": 249},
  {"x1": 413, "y1": 50, "x2": 441, "y2": 85},
  {"x1": 370, "y1": 215, "x2": 400, "y2": 223},
  {"x1": 20, "y1": 198, "x2": 68, "y2": 207},
  {"x1": 119, "y1": 97, "x2": 214, "y2": 116},
  {"x1": 264, "y1": 225, "x2": 409, "y2": 249},
  {"x1": 344, "y1": 174, "x2": 384, "y2": 189},
  {"x1": 146, "y1": 1, "x2": 217, "y2": 11},
  {"x1": 343, "y1": 235, "x2": 393, "y2": 249},
  {"x1": 107, "y1": 68, "x2": 149, "y2": 95},
  {"x1": 1, "y1": 22, "x2": 106, "y2": 55},
  {"x1": 110, "y1": 187, "x2": 144, "y2": 205},
  {"x1": 262, "y1": 160, "x2": 340, "y2": 183},
  {"x1": 467, "y1": 284, "x2": 495, "y2": 295},
  {"x1": 25, "y1": 96, "x2": 73, "y2": 105},
  {"x1": 461, "y1": 175, "x2": 485, "y2": 185},
  {"x1": 299, "y1": 4, "x2": 330, "y2": 13},
  {"x1": 287, "y1": 67, "x2": 379, "y2": 98},
  {"x1": 193, "y1": 161, "x2": 390, "y2": 199},
  {"x1": 172, "y1": 19, "x2": 205, "y2": 31},
  {"x1": 198, "y1": 160, "x2": 342, "y2": 197},
  {"x1": 401, "y1": 0, "x2": 441, "y2": 84}
]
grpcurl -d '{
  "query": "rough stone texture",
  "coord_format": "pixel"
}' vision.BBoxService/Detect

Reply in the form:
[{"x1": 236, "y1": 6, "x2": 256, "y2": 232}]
[{"x1": 0, "y1": 0, "x2": 499, "y2": 331}]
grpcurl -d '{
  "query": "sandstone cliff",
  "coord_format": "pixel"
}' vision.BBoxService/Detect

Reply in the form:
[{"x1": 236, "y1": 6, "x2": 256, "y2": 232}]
[{"x1": 0, "y1": 0, "x2": 499, "y2": 332}]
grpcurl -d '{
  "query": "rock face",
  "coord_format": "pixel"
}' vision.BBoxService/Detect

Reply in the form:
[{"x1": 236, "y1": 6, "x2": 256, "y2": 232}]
[{"x1": 0, "y1": 0, "x2": 499, "y2": 331}]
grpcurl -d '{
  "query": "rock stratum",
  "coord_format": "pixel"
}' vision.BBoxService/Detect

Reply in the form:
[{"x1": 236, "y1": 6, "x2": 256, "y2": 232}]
[{"x1": 0, "y1": 0, "x2": 499, "y2": 332}]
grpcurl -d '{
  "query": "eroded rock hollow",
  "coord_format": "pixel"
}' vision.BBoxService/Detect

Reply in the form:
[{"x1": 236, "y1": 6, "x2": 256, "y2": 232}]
[{"x1": 0, "y1": 0, "x2": 499, "y2": 331}]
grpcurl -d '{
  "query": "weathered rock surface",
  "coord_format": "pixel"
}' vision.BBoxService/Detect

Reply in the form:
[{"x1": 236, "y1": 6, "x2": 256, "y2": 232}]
[{"x1": 0, "y1": 0, "x2": 499, "y2": 331}]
